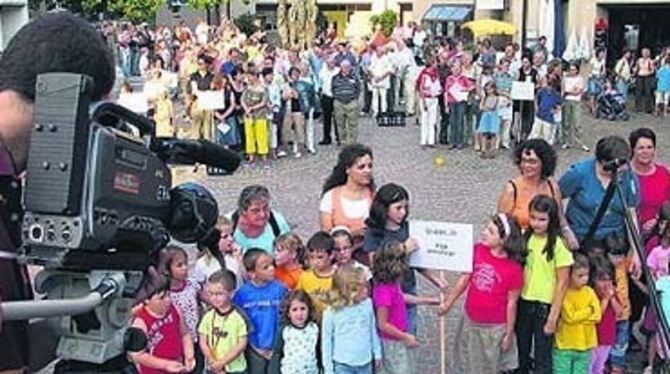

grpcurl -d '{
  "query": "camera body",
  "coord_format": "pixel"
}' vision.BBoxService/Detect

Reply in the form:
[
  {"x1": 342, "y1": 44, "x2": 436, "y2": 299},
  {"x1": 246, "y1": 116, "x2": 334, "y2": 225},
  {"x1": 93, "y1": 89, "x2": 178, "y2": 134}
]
[{"x1": 22, "y1": 74, "x2": 175, "y2": 271}]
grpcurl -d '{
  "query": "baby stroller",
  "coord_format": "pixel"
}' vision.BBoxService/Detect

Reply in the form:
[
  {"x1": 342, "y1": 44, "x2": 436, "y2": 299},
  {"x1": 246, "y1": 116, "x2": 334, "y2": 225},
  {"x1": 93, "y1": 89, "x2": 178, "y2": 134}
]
[{"x1": 595, "y1": 89, "x2": 630, "y2": 121}]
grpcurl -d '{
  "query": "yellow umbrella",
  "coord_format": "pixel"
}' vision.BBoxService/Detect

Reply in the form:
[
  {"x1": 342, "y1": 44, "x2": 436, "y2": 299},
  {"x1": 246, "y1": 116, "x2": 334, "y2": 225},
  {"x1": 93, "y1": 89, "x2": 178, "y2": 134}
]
[{"x1": 461, "y1": 19, "x2": 517, "y2": 37}]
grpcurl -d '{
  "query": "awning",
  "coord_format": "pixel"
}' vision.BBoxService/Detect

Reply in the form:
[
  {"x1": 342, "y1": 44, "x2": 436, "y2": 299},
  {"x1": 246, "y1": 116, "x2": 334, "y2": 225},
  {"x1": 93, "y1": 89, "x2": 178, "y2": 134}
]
[{"x1": 422, "y1": 5, "x2": 473, "y2": 22}]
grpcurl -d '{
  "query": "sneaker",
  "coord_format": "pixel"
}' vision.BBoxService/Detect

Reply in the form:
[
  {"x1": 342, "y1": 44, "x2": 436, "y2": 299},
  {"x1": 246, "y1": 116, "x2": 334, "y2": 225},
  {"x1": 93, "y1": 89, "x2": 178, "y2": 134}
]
[
  {"x1": 642, "y1": 366, "x2": 653, "y2": 374},
  {"x1": 308, "y1": 148, "x2": 317, "y2": 155},
  {"x1": 581, "y1": 145, "x2": 591, "y2": 152},
  {"x1": 294, "y1": 152, "x2": 302, "y2": 159},
  {"x1": 276, "y1": 150, "x2": 287, "y2": 158},
  {"x1": 561, "y1": 144, "x2": 571, "y2": 150}
]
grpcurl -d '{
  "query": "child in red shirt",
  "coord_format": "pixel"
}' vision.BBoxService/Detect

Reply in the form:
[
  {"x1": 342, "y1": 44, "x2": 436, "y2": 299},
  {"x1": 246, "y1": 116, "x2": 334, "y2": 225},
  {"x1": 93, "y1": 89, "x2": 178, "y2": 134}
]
[
  {"x1": 440, "y1": 213, "x2": 525, "y2": 373},
  {"x1": 590, "y1": 256, "x2": 624, "y2": 374},
  {"x1": 129, "y1": 277, "x2": 195, "y2": 374}
]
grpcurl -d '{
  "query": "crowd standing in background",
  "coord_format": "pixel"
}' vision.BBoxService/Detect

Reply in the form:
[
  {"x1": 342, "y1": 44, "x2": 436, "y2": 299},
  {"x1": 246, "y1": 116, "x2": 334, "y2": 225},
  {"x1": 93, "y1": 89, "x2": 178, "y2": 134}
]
[{"x1": 90, "y1": 17, "x2": 670, "y2": 374}]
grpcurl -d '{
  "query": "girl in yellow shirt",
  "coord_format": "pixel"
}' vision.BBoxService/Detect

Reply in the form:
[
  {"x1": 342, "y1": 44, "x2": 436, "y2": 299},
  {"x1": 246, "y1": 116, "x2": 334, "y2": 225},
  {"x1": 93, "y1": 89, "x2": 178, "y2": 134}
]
[{"x1": 554, "y1": 253, "x2": 601, "y2": 373}]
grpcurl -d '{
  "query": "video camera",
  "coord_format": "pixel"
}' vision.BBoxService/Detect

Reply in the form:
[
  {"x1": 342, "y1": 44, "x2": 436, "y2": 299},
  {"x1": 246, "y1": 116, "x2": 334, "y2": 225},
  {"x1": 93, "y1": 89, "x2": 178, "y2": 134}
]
[{"x1": 1, "y1": 73, "x2": 240, "y2": 370}]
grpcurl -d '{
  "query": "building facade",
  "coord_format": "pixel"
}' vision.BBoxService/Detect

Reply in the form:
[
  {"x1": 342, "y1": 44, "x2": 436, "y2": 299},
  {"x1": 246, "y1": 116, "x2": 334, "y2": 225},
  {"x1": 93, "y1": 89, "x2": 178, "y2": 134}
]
[{"x1": 0, "y1": 0, "x2": 29, "y2": 52}]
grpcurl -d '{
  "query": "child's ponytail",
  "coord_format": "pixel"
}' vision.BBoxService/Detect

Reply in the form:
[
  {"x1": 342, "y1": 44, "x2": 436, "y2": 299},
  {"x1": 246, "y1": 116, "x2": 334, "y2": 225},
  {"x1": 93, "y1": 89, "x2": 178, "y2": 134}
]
[{"x1": 494, "y1": 213, "x2": 526, "y2": 265}]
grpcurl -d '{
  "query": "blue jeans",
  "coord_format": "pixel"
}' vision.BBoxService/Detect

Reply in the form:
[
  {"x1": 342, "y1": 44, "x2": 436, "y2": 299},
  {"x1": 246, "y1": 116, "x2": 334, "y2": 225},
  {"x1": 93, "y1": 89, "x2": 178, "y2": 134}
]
[
  {"x1": 449, "y1": 101, "x2": 467, "y2": 147},
  {"x1": 609, "y1": 320, "x2": 629, "y2": 368},
  {"x1": 616, "y1": 79, "x2": 629, "y2": 102},
  {"x1": 334, "y1": 361, "x2": 373, "y2": 374}
]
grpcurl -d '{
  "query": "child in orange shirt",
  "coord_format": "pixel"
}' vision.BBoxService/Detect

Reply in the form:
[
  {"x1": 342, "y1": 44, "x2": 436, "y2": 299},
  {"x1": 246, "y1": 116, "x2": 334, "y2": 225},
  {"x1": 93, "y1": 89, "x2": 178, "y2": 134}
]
[{"x1": 273, "y1": 232, "x2": 305, "y2": 289}]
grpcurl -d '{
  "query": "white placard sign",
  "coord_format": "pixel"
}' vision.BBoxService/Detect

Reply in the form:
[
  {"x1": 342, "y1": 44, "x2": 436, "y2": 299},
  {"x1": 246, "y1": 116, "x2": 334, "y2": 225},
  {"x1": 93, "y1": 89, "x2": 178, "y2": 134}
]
[
  {"x1": 117, "y1": 92, "x2": 148, "y2": 114},
  {"x1": 409, "y1": 220, "x2": 474, "y2": 273},
  {"x1": 196, "y1": 90, "x2": 226, "y2": 110},
  {"x1": 511, "y1": 81, "x2": 535, "y2": 101}
]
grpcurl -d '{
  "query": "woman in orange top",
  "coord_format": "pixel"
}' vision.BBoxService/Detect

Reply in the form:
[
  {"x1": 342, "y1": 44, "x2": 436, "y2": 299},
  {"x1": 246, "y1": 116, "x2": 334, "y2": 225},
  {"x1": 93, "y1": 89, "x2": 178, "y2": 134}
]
[
  {"x1": 319, "y1": 144, "x2": 375, "y2": 248},
  {"x1": 497, "y1": 139, "x2": 564, "y2": 232}
]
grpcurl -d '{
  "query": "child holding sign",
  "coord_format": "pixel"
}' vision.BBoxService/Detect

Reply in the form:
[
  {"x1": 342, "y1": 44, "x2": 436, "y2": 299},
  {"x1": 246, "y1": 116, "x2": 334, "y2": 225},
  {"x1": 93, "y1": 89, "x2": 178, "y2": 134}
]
[
  {"x1": 363, "y1": 183, "x2": 447, "y2": 334},
  {"x1": 439, "y1": 213, "x2": 525, "y2": 373}
]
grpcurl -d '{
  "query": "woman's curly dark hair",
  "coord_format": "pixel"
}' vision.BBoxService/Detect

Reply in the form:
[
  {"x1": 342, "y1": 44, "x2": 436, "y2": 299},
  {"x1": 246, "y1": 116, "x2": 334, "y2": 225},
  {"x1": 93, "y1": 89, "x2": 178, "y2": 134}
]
[
  {"x1": 513, "y1": 139, "x2": 557, "y2": 179},
  {"x1": 322, "y1": 144, "x2": 374, "y2": 195}
]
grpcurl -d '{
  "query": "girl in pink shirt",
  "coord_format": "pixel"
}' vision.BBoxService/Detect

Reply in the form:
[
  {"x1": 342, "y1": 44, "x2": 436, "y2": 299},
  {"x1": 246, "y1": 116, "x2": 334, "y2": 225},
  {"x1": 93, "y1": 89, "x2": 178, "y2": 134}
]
[
  {"x1": 372, "y1": 241, "x2": 439, "y2": 374},
  {"x1": 440, "y1": 213, "x2": 525, "y2": 373}
]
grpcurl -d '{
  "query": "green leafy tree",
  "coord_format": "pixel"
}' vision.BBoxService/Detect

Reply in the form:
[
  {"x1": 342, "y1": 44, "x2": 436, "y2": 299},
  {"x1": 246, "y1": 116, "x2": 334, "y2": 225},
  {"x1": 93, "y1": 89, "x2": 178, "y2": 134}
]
[
  {"x1": 187, "y1": 0, "x2": 220, "y2": 10},
  {"x1": 234, "y1": 12, "x2": 256, "y2": 36},
  {"x1": 108, "y1": 0, "x2": 164, "y2": 22},
  {"x1": 369, "y1": 10, "x2": 397, "y2": 37},
  {"x1": 29, "y1": 0, "x2": 106, "y2": 17}
]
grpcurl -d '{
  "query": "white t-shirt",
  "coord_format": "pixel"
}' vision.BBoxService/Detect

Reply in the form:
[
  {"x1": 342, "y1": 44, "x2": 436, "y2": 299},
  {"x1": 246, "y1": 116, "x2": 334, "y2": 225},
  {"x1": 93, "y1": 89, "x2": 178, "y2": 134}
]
[
  {"x1": 193, "y1": 254, "x2": 243, "y2": 289},
  {"x1": 319, "y1": 189, "x2": 370, "y2": 221},
  {"x1": 319, "y1": 66, "x2": 340, "y2": 97},
  {"x1": 564, "y1": 76, "x2": 585, "y2": 102},
  {"x1": 370, "y1": 54, "x2": 393, "y2": 89}
]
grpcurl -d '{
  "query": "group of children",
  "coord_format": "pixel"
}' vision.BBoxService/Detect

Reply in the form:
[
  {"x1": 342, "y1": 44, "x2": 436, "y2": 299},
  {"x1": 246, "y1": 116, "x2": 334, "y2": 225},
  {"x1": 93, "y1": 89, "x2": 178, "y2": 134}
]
[
  {"x1": 128, "y1": 181, "x2": 441, "y2": 374},
  {"x1": 129, "y1": 187, "x2": 670, "y2": 374}
]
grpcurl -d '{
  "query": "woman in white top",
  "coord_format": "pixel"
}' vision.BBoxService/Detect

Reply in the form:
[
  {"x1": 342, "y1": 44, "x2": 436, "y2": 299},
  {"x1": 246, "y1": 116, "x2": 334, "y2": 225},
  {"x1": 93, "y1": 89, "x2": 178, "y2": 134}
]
[
  {"x1": 320, "y1": 144, "x2": 375, "y2": 249},
  {"x1": 614, "y1": 49, "x2": 633, "y2": 102},
  {"x1": 561, "y1": 62, "x2": 589, "y2": 151},
  {"x1": 369, "y1": 46, "x2": 394, "y2": 116},
  {"x1": 588, "y1": 48, "x2": 607, "y2": 116}
]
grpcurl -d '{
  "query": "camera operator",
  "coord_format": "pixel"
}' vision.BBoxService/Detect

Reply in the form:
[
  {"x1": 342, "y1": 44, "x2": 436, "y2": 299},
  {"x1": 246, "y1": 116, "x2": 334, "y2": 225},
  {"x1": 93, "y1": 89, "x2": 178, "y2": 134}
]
[{"x1": 0, "y1": 12, "x2": 114, "y2": 372}]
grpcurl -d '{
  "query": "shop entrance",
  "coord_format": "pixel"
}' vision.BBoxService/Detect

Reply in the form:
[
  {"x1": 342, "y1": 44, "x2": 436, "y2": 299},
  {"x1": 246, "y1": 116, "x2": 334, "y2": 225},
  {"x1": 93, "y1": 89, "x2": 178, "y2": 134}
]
[{"x1": 606, "y1": 5, "x2": 670, "y2": 60}]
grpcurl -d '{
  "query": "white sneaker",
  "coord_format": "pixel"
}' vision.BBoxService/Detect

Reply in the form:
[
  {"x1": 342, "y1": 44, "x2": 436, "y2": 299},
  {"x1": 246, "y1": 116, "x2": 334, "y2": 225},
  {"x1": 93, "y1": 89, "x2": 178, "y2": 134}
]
[
  {"x1": 276, "y1": 150, "x2": 287, "y2": 158},
  {"x1": 308, "y1": 148, "x2": 317, "y2": 155},
  {"x1": 643, "y1": 366, "x2": 653, "y2": 374},
  {"x1": 294, "y1": 152, "x2": 302, "y2": 158}
]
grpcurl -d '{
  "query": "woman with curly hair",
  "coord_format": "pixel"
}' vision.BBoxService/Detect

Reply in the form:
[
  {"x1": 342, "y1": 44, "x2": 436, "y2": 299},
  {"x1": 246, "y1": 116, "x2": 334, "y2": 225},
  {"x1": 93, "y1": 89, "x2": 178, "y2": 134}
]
[
  {"x1": 497, "y1": 138, "x2": 563, "y2": 232},
  {"x1": 319, "y1": 144, "x2": 375, "y2": 243}
]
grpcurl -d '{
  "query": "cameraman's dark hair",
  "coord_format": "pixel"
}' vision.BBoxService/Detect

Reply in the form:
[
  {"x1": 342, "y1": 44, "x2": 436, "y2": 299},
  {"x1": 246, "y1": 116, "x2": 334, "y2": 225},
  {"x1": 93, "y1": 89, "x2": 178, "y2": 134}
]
[
  {"x1": 366, "y1": 183, "x2": 410, "y2": 231},
  {"x1": 208, "y1": 269, "x2": 237, "y2": 292},
  {"x1": 238, "y1": 185, "x2": 270, "y2": 211},
  {"x1": 514, "y1": 139, "x2": 557, "y2": 179},
  {"x1": 628, "y1": 127, "x2": 656, "y2": 149},
  {"x1": 595, "y1": 136, "x2": 631, "y2": 164},
  {"x1": 307, "y1": 231, "x2": 335, "y2": 254},
  {"x1": 0, "y1": 12, "x2": 114, "y2": 102},
  {"x1": 243, "y1": 248, "x2": 269, "y2": 271}
]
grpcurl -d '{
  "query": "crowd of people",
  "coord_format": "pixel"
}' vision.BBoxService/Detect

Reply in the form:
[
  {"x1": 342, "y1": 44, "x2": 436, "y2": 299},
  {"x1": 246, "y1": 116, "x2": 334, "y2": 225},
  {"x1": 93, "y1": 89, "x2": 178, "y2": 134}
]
[
  {"x1": 2, "y1": 10, "x2": 670, "y2": 374},
  {"x1": 128, "y1": 131, "x2": 670, "y2": 374},
  {"x1": 99, "y1": 19, "x2": 670, "y2": 166}
]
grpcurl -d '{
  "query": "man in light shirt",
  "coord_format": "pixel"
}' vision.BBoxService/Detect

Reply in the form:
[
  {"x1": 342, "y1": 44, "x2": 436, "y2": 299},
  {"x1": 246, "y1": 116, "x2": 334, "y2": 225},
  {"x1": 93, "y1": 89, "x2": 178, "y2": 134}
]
[
  {"x1": 391, "y1": 40, "x2": 419, "y2": 115},
  {"x1": 318, "y1": 55, "x2": 340, "y2": 145},
  {"x1": 369, "y1": 46, "x2": 393, "y2": 116}
]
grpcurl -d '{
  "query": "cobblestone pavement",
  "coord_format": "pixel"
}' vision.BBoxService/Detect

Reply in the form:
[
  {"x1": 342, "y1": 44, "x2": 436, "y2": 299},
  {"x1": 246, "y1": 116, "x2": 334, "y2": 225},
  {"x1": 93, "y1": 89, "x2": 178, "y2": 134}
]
[
  {"x1": 37, "y1": 109, "x2": 669, "y2": 373},
  {"x1": 193, "y1": 110, "x2": 669, "y2": 374}
]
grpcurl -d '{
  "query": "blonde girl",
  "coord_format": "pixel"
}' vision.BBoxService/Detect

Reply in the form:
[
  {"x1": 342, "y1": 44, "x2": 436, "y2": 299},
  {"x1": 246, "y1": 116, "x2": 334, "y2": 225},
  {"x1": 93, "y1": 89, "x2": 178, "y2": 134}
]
[
  {"x1": 322, "y1": 265, "x2": 382, "y2": 373},
  {"x1": 274, "y1": 232, "x2": 306, "y2": 289}
]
